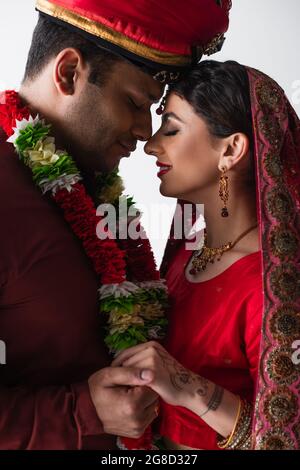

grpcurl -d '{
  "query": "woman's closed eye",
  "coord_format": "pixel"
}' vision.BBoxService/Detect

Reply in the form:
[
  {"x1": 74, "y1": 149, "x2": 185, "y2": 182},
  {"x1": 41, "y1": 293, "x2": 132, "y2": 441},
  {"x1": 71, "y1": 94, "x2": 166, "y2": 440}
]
[{"x1": 164, "y1": 129, "x2": 179, "y2": 136}]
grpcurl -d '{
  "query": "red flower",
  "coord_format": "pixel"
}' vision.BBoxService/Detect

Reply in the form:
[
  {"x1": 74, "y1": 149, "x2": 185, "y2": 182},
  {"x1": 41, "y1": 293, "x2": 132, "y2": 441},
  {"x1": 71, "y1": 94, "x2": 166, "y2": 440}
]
[
  {"x1": 0, "y1": 90, "x2": 30, "y2": 137},
  {"x1": 54, "y1": 183, "x2": 126, "y2": 285}
]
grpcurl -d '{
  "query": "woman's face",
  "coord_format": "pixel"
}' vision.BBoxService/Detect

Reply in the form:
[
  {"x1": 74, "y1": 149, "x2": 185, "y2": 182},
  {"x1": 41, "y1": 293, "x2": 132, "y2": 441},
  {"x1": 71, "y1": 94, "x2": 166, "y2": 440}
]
[{"x1": 144, "y1": 93, "x2": 223, "y2": 201}]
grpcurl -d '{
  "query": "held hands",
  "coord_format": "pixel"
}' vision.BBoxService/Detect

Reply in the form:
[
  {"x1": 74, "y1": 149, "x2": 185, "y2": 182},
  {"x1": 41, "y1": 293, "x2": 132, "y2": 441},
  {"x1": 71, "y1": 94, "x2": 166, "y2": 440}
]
[
  {"x1": 88, "y1": 366, "x2": 159, "y2": 438},
  {"x1": 88, "y1": 341, "x2": 213, "y2": 439},
  {"x1": 106, "y1": 343, "x2": 239, "y2": 442},
  {"x1": 111, "y1": 341, "x2": 210, "y2": 409}
]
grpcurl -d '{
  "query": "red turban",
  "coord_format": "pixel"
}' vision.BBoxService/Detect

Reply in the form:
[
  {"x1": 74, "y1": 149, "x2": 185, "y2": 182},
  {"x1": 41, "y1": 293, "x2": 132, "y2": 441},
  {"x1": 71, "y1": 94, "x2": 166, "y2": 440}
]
[{"x1": 35, "y1": 0, "x2": 231, "y2": 82}]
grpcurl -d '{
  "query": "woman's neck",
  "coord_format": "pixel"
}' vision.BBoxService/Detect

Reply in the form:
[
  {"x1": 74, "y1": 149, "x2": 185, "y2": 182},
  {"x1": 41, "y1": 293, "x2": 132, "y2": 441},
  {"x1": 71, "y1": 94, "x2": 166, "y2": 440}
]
[{"x1": 187, "y1": 182, "x2": 258, "y2": 251}]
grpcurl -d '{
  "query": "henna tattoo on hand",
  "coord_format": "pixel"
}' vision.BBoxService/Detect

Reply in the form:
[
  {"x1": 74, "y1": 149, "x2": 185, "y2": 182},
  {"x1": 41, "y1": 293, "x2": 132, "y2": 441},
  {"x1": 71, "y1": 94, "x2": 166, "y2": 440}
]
[
  {"x1": 195, "y1": 376, "x2": 209, "y2": 397},
  {"x1": 156, "y1": 348, "x2": 209, "y2": 395},
  {"x1": 206, "y1": 384, "x2": 224, "y2": 411},
  {"x1": 154, "y1": 345, "x2": 224, "y2": 415},
  {"x1": 199, "y1": 384, "x2": 224, "y2": 417},
  {"x1": 155, "y1": 348, "x2": 192, "y2": 390}
]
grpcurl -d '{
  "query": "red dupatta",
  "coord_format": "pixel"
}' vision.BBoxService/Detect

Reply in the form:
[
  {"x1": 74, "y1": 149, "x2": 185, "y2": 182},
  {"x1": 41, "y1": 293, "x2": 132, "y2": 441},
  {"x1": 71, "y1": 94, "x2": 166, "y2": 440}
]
[
  {"x1": 161, "y1": 67, "x2": 300, "y2": 449},
  {"x1": 247, "y1": 67, "x2": 300, "y2": 450}
]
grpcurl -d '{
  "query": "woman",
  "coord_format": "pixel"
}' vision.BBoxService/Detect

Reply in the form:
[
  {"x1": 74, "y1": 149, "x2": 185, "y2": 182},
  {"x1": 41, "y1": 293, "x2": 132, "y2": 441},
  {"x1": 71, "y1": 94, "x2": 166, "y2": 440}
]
[{"x1": 113, "y1": 61, "x2": 300, "y2": 450}]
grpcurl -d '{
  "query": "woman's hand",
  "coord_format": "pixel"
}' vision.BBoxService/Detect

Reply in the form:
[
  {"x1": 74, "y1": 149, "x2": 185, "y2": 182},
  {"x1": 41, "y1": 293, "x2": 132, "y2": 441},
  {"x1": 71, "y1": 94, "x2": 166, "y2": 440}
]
[
  {"x1": 112, "y1": 342, "x2": 241, "y2": 440},
  {"x1": 111, "y1": 341, "x2": 211, "y2": 409}
]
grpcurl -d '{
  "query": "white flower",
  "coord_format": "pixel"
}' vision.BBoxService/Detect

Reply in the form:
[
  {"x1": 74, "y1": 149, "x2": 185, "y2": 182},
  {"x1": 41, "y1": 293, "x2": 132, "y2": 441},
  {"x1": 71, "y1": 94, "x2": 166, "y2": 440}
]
[
  {"x1": 39, "y1": 173, "x2": 82, "y2": 195},
  {"x1": 148, "y1": 325, "x2": 164, "y2": 339},
  {"x1": 25, "y1": 137, "x2": 62, "y2": 166},
  {"x1": 6, "y1": 115, "x2": 41, "y2": 147},
  {"x1": 138, "y1": 280, "x2": 168, "y2": 293},
  {"x1": 99, "y1": 281, "x2": 141, "y2": 299}
]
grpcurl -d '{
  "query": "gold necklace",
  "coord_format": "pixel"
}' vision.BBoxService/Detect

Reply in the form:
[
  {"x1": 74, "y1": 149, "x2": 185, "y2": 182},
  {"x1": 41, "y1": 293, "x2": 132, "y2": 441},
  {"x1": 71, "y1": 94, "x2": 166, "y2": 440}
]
[{"x1": 190, "y1": 223, "x2": 258, "y2": 275}]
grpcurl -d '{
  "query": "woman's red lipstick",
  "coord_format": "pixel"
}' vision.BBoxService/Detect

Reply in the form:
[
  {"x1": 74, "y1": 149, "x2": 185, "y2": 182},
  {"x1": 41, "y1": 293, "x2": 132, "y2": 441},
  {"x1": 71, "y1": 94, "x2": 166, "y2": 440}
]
[{"x1": 156, "y1": 161, "x2": 172, "y2": 178}]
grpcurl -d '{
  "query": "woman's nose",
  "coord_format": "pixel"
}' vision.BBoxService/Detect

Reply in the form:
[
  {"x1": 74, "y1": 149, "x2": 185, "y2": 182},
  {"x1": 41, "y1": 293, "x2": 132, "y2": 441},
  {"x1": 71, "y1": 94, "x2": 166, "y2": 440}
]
[{"x1": 144, "y1": 137, "x2": 157, "y2": 156}]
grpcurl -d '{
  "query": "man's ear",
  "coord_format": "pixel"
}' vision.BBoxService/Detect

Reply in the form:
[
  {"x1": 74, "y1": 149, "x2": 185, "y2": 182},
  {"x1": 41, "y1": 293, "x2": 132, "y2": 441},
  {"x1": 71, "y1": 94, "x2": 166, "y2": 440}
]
[
  {"x1": 218, "y1": 133, "x2": 249, "y2": 171},
  {"x1": 53, "y1": 48, "x2": 85, "y2": 96}
]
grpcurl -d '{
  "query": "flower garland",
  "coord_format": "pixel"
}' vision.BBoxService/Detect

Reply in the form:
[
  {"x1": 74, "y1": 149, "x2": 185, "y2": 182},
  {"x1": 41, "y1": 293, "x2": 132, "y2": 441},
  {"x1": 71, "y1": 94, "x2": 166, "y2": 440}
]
[{"x1": 0, "y1": 90, "x2": 168, "y2": 449}]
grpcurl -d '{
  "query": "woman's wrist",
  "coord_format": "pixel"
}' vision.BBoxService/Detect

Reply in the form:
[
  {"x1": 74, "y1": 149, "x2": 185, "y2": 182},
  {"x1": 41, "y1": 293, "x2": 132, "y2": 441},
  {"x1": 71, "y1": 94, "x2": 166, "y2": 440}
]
[{"x1": 178, "y1": 373, "x2": 215, "y2": 412}]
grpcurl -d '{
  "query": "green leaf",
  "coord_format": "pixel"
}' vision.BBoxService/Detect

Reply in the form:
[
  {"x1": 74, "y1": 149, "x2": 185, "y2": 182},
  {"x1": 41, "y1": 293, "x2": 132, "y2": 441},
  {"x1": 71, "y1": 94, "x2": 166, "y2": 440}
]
[
  {"x1": 16, "y1": 123, "x2": 51, "y2": 154},
  {"x1": 30, "y1": 154, "x2": 79, "y2": 186}
]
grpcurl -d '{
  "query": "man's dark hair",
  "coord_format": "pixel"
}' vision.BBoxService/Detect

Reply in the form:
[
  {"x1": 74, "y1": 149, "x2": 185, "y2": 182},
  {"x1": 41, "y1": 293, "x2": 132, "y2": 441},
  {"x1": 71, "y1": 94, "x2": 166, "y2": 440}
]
[
  {"x1": 23, "y1": 14, "x2": 122, "y2": 86},
  {"x1": 170, "y1": 60, "x2": 255, "y2": 185}
]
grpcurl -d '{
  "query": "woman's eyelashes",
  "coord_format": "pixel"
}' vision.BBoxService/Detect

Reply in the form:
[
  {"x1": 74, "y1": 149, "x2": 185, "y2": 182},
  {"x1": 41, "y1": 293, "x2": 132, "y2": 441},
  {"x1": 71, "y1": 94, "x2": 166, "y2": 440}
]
[{"x1": 163, "y1": 129, "x2": 179, "y2": 136}]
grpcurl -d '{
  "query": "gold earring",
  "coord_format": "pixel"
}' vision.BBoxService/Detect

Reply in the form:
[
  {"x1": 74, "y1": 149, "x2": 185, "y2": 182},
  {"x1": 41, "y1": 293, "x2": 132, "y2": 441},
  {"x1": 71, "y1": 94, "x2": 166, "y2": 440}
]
[{"x1": 219, "y1": 166, "x2": 229, "y2": 217}]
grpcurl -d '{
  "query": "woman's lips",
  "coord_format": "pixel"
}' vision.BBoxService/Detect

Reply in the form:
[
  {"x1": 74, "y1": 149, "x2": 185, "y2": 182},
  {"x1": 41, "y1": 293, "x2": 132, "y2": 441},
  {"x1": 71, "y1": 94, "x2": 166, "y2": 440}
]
[
  {"x1": 156, "y1": 161, "x2": 172, "y2": 178},
  {"x1": 157, "y1": 167, "x2": 172, "y2": 178}
]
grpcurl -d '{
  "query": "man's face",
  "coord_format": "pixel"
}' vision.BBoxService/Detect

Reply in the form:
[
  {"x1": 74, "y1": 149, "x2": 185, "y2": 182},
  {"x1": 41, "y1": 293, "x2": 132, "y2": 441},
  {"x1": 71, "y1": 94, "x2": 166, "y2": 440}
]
[{"x1": 61, "y1": 60, "x2": 164, "y2": 173}]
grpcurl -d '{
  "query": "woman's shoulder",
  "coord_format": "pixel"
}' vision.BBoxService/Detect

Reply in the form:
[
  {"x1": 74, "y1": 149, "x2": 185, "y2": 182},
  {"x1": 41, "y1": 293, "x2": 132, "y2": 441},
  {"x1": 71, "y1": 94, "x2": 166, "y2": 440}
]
[
  {"x1": 231, "y1": 250, "x2": 262, "y2": 277},
  {"x1": 188, "y1": 248, "x2": 262, "y2": 286},
  {"x1": 226, "y1": 250, "x2": 262, "y2": 296}
]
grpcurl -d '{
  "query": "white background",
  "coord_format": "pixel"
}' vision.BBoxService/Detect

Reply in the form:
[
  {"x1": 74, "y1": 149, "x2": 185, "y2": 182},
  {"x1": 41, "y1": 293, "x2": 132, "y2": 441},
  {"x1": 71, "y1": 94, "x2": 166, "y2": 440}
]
[{"x1": 1, "y1": 0, "x2": 299, "y2": 265}]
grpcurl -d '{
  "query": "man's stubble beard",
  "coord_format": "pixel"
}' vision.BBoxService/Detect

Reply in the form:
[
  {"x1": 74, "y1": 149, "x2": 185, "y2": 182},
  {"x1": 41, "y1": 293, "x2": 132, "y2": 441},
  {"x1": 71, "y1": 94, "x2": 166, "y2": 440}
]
[{"x1": 58, "y1": 109, "x2": 115, "y2": 173}]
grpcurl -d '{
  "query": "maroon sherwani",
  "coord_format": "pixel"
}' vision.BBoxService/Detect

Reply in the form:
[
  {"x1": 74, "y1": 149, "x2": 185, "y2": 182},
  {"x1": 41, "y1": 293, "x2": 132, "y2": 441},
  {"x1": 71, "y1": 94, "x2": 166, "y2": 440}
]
[{"x1": 0, "y1": 128, "x2": 117, "y2": 449}]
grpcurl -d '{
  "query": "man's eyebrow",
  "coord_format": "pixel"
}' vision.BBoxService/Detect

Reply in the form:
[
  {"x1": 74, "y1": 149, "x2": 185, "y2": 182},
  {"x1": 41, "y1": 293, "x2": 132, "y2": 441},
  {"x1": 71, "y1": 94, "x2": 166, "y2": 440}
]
[{"x1": 162, "y1": 112, "x2": 184, "y2": 123}]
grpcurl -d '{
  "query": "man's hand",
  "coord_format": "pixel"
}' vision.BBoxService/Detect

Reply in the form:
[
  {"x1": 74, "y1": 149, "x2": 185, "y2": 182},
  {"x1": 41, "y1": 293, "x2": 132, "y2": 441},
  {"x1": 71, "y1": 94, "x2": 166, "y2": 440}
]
[{"x1": 88, "y1": 366, "x2": 159, "y2": 438}]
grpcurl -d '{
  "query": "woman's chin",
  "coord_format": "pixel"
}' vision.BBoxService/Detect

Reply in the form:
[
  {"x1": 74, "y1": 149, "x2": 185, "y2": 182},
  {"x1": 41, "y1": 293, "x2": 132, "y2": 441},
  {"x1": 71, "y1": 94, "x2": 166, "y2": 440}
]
[{"x1": 159, "y1": 182, "x2": 180, "y2": 199}]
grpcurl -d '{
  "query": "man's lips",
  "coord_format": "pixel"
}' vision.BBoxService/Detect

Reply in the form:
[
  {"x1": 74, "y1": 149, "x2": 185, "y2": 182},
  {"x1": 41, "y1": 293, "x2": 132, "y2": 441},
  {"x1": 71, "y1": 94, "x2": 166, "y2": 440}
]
[
  {"x1": 118, "y1": 142, "x2": 137, "y2": 157},
  {"x1": 156, "y1": 161, "x2": 172, "y2": 177}
]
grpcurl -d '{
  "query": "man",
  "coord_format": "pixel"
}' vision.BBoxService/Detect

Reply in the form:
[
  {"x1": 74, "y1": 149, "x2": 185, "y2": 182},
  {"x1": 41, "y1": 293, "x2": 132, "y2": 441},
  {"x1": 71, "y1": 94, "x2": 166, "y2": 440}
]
[{"x1": 0, "y1": 0, "x2": 230, "y2": 449}]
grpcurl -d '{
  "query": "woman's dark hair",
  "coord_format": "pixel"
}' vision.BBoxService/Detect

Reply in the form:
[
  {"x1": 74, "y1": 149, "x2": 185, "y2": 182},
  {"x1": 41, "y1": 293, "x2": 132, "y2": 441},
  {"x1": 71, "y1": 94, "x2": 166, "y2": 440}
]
[
  {"x1": 169, "y1": 60, "x2": 255, "y2": 185},
  {"x1": 23, "y1": 14, "x2": 122, "y2": 86}
]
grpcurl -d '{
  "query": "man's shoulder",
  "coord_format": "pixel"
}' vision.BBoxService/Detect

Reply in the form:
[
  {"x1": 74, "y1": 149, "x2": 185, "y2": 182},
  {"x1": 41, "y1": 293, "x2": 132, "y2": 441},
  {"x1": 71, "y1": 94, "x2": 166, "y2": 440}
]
[
  {"x1": 0, "y1": 128, "x2": 19, "y2": 169},
  {"x1": 0, "y1": 128, "x2": 14, "y2": 156},
  {"x1": 0, "y1": 127, "x2": 59, "y2": 226},
  {"x1": 0, "y1": 129, "x2": 37, "y2": 197}
]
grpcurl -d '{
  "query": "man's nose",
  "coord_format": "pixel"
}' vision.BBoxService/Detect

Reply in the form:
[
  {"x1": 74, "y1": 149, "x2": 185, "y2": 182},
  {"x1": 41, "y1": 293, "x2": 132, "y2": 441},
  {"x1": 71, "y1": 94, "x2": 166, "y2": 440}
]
[{"x1": 133, "y1": 111, "x2": 153, "y2": 142}]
